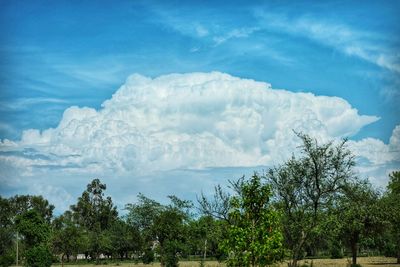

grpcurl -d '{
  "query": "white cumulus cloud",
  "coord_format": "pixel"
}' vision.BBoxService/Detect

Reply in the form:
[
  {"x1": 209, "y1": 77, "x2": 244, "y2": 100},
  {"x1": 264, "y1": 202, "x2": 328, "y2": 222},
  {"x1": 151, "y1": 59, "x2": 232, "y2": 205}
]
[{"x1": 0, "y1": 72, "x2": 398, "y2": 195}]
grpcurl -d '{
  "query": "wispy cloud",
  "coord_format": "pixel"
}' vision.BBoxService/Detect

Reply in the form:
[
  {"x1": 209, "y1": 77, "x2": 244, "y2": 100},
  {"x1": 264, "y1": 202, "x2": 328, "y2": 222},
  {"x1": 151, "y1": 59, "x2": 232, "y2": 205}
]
[
  {"x1": 255, "y1": 12, "x2": 400, "y2": 73},
  {"x1": 213, "y1": 27, "x2": 259, "y2": 46},
  {"x1": 0, "y1": 97, "x2": 69, "y2": 111}
]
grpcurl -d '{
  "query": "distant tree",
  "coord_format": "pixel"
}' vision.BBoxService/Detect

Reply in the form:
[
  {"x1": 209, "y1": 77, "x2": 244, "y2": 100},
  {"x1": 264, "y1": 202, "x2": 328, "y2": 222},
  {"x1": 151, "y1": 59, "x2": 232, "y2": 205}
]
[
  {"x1": 198, "y1": 185, "x2": 231, "y2": 222},
  {"x1": 9, "y1": 195, "x2": 54, "y2": 223},
  {"x1": 383, "y1": 171, "x2": 400, "y2": 263},
  {"x1": 125, "y1": 194, "x2": 192, "y2": 266},
  {"x1": 125, "y1": 193, "x2": 163, "y2": 262},
  {"x1": 221, "y1": 174, "x2": 284, "y2": 267},
  {"x1": 336, "y1": 179, "x2": 383, "y2": 266},
  {"x1": 51, "y1": 211, "x2": 82, "y2": 266},
  {"x1": 268, "y1": 133, "x2": 355, "y2": 267},
  {"x1": 0, "y1": 196, "x2": 14, "y2": 267},
  {"x1": 15, "y1": 209, "x2": 52, "y2": 267},
  {"x1": 70, "y1": 179, "x2": 118, "y2": 261},
  {"x1": 107, "y1": 218, "x2": 141, "y2": 259},
  {"x1": 153, "y1": 196, "x2": 193, "y2": 267},
  {"x1": 187, "y1": 216, "x2": 226, "y2": 260},
  {"x1": 71, "y1": 179, "x2": 118, "y2": 231}
]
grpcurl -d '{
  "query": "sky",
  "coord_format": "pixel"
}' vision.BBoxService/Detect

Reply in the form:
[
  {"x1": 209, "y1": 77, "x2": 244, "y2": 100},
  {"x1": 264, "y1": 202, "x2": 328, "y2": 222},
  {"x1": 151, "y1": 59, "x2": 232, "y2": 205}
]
[{"x1": 0, "y1": 0, "x2": 399, "y2": 214}]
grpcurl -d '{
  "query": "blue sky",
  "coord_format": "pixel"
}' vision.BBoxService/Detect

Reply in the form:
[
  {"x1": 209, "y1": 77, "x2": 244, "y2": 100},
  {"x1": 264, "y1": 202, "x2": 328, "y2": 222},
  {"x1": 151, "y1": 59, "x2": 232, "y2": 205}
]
[{"x1": 0, "y1": 0, "x2": 399, "y2": 212}]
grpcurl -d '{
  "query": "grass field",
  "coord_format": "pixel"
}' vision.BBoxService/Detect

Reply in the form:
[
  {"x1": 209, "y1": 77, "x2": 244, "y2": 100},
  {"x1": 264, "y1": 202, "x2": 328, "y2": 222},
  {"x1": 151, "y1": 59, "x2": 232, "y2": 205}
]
[{"x1": 43, "y1": 257, "x2": 399, "y2": 267}]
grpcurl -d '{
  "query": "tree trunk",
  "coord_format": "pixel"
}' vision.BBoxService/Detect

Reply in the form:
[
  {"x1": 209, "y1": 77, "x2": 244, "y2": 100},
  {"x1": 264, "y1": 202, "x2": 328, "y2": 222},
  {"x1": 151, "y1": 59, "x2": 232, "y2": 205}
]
[
  {"x1": 397, "y1": 249, "x2": 400, "y2": 264},
  {"x1": 351, "y1": 241, "x2": 357, "y2": 266},
  {"x1": 288, "y1": 258, "x2": 297, "y2": 267}
]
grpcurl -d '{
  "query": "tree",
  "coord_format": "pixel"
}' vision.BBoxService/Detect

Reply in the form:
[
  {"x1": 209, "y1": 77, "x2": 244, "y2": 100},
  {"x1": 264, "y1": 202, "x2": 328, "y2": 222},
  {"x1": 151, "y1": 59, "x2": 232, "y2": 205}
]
[
  {"x1": 51, "y1": 211, "x2": 83, "y2": 266},
  {"x1": 71, "y1": 179, "x2": 118, "y2": 231},
  {"x1": 187, "y1": 216, "x2": 226, "y2": 261},
  {"x1": 383, "y1": 171, "x2": 400, "y2": 263},
  {"x1": 125, "y1": 194, "x2": 192, "y2": 266},
  {"x1": 336, "y1": 179, "x2": 382, "y2": 266},
  {"x1": 15, "y1": 209, "x2": 52, "y2": 267},
  {"x1": 268, "y1": 133, "x2": 355, "y2": 267},
  {"x1": 125, "y1": 193, "x2": 162, "y2": 262},
  {"x1": 0, "y1": 196, "x2": 15, "y2": 267},
  {"x1": 0, "y1": 195, "x2": 54, "y2": 267},
  {"x1": 70, "y1": 178, "x2": 118, "y2": 261},
  {"x1": 198, "y1": 185, "x2": 231, "y2": 222},
  {"x1": 9, "y1": 195, "x2": 54, "y2": 223},
  {"x1": 221, "y1": 174, "x2": 284, "y2": 267},
  {"x1": 153, "y1": 196, "x2": 193, "y2": 267}
]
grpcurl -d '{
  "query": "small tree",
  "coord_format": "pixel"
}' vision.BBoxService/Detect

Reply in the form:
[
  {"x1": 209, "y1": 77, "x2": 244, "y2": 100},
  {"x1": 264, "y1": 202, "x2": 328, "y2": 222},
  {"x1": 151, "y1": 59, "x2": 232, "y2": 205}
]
[
  {"x1": 221, "y1": 174, "x2": 284, "y2": 267},
  {"x1": 336, "y1": 179, "x2": 382, "y2": 266},
  {"x1": 268, "y1": 133, "x2": 355, "y2": 267}
]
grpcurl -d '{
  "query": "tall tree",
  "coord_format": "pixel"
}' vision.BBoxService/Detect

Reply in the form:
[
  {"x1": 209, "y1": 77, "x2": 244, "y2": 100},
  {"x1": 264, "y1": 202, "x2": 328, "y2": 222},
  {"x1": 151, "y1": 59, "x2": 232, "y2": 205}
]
[
  {"x1": 221, "y1": 174, "x2": 284, "y2": 267},
  {"x1": 268, "y1": 133, "x2": 355, "y2": 267},
  {"x1": 71, "y1": 179, "x2": 118, "y2": 231},
  {"x1": 70, "y1": 178, "x2": 118, "y2": 261}
]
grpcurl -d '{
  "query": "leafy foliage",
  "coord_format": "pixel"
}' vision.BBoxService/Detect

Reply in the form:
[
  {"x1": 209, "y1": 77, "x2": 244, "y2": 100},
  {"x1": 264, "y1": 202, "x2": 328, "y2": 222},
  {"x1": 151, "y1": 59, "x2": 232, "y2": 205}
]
[
  {"x1": 25, "y1": 244, "x2": 53, "y2": 267},
  {"x1": 222, "y1": 174, "x2": 284, "y2": 267}
]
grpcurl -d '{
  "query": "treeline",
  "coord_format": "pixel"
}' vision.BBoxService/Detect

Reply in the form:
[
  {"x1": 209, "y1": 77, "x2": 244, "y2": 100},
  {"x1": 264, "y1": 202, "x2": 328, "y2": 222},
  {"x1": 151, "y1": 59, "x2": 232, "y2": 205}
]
[{"x1": 0, "y1": 133, "x2": 399, "y2": 267}]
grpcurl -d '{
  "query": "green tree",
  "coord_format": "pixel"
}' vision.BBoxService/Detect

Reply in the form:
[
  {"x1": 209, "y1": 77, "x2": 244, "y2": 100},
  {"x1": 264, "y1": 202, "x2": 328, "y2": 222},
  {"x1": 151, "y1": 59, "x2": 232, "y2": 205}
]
[
  {"x1": 125, "y1": 193, "x2": 162, "y2": 263},
  {"x1": 187, "y1": 216, "x2": 226, "y2": 260},
  {"x1": 268, "y1": 133, "x2": 355, "y2": 267},
  {"x1": 383, "y1": 171, "x2": 400, "y2": 263},
  {"x1": 126, "y1": 194, "x2": 192, "y2": 266},
  {"x1": 70, "y1": 178, "x2": 118, "y2": 261},
  {"x1": 51, "y1": 211, "x2": 83, "y2": 266},
  {"x1": 0, "y1": 196, "x2": 15, "y2": 267},
  {"x1": 71, "y1": 179, "x2": 118, "y2": 231},
  {"x1": 336, "y1": 179, "x2": 382, "y2": 266},
  {"x1": 222, "y1": 174, "x2": 284, "y2": 267},
  {"x1": 153, "y1": 196, "x2": 193, "y2": 267},
  {"x1": 15, "y1": 209, "x2": 52, "y2": 267},
  {"x1": 0, "y1": 195, "x2": 54, "y2": 267},
  {"x1": 10, "y1": 195, "x2": 54, "y2": 223}
]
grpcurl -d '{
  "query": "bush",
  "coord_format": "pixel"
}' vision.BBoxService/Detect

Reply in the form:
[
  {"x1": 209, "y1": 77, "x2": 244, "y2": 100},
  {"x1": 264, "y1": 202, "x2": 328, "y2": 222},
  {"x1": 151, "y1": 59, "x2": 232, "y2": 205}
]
[
  {"x1": 0, "y1": 250, "x2": 14, "y2": 267},
  {"x1": 25, "y1": 245, "x2": 52, "y2": 267},
  {"x1": 159, "y1": 240, "x2": 181, "y2": 267},
  {"x1": 142, "y1": 247, "x2": 154, "y2": 264},
  {"x1": 330, "y1": 242, "x2": 343, "y2": 259}
]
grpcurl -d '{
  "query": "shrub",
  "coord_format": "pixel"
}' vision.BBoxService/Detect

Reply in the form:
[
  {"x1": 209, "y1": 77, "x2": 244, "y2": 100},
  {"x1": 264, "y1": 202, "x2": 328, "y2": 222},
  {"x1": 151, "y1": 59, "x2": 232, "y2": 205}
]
[
  {"x1": 142, "y1": 247, "x2": 154, "y2": 264},
  {"x1": 25, "y1": 245, "x2": 52, "y2": 267},
  {"x1": 0, "y1": 250, "x2": 14, "y2": 267}
]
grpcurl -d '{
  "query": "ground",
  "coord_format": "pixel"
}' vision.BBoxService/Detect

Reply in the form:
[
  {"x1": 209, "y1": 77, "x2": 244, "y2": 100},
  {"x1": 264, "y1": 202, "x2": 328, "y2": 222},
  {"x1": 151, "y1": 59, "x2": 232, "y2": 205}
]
[{"x1": 28, "y1": 257, "x2": 397, "y2": 267}]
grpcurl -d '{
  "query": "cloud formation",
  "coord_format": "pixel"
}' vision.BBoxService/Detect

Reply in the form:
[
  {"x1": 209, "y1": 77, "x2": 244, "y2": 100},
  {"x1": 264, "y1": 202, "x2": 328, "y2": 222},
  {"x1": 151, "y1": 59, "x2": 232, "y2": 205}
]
[
  {"x1": 1, "y1": 72, "x2": 399, "y2": 212},
  {"x1": 1, "y1": 72, "x2": 397, "y2": 181}
]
